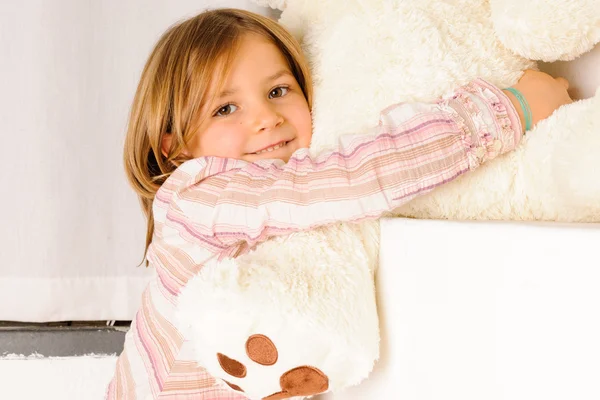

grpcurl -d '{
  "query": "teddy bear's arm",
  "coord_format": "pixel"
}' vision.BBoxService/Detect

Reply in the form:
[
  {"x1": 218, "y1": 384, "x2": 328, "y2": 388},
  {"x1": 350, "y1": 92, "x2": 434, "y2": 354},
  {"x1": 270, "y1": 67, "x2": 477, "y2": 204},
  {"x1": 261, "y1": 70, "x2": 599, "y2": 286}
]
[{"x1": 490, "y1": 0, "x2": 600, "y2": 61}]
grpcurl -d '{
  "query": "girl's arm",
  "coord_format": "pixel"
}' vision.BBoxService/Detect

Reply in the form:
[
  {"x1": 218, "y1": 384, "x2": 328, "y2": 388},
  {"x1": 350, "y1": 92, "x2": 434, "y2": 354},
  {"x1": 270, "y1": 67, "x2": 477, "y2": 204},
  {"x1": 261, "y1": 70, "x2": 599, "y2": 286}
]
[{"x1": 155, "y1": 79, "x2": 522, "y2": 252}]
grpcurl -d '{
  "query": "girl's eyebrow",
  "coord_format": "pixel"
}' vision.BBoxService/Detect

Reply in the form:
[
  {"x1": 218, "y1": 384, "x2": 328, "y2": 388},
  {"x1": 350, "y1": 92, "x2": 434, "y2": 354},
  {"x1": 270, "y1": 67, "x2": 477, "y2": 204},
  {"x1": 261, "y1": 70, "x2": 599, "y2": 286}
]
[
  {"x1": 217, "y1": 70, "x2": 293, "y2": 99},
  {"x1": 264, "y1": 69, "x2": 292, "y2": 83},
  {"x1": 218, "y1": 88, "x2": 238, "y2": 99}
]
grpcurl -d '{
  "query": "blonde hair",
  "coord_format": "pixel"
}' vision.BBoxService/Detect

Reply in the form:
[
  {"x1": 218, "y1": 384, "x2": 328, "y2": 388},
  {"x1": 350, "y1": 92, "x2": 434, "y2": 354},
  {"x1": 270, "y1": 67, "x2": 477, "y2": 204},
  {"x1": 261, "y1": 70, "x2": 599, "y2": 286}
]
[{"x1": 123, "y1": 8, "x2": 313, "y2": 266}]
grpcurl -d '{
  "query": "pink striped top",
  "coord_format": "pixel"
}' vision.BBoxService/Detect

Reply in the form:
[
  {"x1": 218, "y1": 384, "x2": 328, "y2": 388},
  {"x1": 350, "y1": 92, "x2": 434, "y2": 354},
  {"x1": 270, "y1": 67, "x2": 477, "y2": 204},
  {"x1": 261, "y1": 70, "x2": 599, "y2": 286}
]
[{"x1": 106, "y1": 79, "x2": 522, "y2": 399}]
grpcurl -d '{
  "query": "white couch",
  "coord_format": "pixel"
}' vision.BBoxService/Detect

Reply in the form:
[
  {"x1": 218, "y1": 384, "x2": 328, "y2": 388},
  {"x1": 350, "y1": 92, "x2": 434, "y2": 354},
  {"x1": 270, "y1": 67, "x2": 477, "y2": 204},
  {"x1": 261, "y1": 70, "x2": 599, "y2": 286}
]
[{"x1": 323, "y1": 218, "x2": 600, "y2": 400}]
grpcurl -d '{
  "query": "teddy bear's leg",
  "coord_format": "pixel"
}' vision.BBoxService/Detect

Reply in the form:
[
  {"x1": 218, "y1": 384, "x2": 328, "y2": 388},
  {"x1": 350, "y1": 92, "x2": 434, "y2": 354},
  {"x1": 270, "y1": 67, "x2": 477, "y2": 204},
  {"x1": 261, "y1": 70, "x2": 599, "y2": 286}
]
[{"x1": 175, "y1": 223, "x2": 381, "y2": 399}]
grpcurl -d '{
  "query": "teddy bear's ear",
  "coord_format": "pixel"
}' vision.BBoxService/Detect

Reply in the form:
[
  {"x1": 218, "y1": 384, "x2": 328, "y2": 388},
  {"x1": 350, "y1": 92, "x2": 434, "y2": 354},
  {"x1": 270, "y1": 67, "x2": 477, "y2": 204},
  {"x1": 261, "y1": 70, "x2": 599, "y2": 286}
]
[
  {"x1": 252, "y1": 0, "x2": 288, "y2": 12},
  {"x1": 490, "y1": 0, "x2": 600, "y2": 62}
]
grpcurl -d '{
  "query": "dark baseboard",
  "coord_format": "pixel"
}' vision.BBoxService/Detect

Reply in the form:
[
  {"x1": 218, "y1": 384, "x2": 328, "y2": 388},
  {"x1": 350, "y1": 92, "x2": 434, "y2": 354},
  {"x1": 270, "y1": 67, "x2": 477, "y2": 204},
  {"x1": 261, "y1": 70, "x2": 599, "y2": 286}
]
[{"x1": 0, "y1": 321, "x2": 130, "y2": 357}]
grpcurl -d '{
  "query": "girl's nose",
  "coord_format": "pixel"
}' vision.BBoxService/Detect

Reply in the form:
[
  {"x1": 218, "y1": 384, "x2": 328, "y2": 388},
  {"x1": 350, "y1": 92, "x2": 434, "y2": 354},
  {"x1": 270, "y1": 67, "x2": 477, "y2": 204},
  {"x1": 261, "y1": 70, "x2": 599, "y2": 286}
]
[{"x1": 254, "y1": 102, "x2": 283, "y2": 132}]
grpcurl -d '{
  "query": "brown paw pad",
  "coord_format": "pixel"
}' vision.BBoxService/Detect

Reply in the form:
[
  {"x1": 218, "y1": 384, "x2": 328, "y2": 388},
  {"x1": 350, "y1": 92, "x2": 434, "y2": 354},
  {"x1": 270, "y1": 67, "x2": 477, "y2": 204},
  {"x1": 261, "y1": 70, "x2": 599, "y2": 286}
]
[
  {"x1": 224, "y1": 380, "x2": 244, "y2": 393},
  {"x1": 263, "y1": 366, "x2": 329, "y2": 400},
  {"x1": 218, "y1": 334, "x2": 330, "y2": 399},
  {"x1": 217, "y1": 353, "x2": 246, "y2": 378},
  {"x1": 246, "y1": 334, "x2": 278, "y2": 365}
]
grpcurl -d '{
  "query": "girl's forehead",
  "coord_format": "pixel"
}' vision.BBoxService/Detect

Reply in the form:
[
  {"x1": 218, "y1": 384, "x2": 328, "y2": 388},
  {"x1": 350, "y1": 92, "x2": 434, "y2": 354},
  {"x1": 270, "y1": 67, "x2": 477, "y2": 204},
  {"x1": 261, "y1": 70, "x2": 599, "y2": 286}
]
[
  {"x1": 236, "y1": 33, "x2": 287, "y2": 63},
  {"x1": 220, "y1": 35, "x2": 291, "y2": 82}
]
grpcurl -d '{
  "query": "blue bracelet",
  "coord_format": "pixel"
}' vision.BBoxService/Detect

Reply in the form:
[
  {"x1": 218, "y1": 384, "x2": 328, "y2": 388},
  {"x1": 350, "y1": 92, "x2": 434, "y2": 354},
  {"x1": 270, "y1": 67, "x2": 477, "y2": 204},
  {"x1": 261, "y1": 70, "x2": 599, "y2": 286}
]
[{"x1": 504, "y1": 87, "x2": 532, "y2": 132}]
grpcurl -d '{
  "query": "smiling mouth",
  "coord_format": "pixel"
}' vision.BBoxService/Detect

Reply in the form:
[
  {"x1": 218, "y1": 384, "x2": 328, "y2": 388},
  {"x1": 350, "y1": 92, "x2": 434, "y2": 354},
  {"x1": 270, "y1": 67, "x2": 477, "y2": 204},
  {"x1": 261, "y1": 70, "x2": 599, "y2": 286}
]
[{"x1": 252, "y1": 140, "x2": 292, "y2": 155}]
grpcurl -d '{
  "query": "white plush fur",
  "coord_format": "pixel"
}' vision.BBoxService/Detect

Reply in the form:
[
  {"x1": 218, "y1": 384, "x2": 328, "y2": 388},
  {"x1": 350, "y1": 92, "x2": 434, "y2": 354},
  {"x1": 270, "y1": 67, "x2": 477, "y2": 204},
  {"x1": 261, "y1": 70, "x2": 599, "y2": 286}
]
[
  {"x1": 491, "y1": 0, "x2": 600, "y2": 62},
  {"x1": 176, "y1": 1, "x2": 600, "y2": 398},
  {"x1": 177, "y1": 223, "x2": 380, "y2": 398},
  {"x1": 252, "y1": 0, "x2": 287, "y2": 11}
]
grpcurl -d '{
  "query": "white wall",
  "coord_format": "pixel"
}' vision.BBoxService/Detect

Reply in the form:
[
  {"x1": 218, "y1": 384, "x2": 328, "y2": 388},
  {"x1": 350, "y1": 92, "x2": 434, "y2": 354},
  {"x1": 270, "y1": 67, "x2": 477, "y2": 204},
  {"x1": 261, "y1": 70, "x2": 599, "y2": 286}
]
[
  {"x1": 540, "y1": 43, "x2": 600, "y2": 100},
  {"x1": 0, "y1": 0, "x2": 275, "y2": 322}
]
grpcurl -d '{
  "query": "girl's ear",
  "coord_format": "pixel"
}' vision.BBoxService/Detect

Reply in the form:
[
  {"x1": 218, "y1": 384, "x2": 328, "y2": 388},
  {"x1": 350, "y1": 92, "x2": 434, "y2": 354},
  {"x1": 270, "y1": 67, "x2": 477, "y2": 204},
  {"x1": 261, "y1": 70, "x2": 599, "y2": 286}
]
[
  {"x1": 161, "y1": 133, "x2": 191, "y2": 159},
  {"x1": 161, "y1": 133, "x2": 173, "y2": 158}
]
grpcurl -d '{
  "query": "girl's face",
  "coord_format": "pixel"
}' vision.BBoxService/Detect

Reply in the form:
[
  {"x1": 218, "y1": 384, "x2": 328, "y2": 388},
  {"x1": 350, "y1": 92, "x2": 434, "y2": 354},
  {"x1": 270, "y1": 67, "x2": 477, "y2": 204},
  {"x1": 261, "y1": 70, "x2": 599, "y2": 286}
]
[{"x1": 187, "y1": 33, "x2": 312, "y2": 163}]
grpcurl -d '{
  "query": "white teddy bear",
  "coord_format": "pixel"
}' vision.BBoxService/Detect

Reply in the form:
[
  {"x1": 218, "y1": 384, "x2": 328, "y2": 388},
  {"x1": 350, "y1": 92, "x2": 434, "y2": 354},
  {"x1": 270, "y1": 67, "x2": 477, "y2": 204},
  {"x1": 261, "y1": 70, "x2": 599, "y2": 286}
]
[{"x1": 176, "y1": 1, "x2": 600, "y2": 399}]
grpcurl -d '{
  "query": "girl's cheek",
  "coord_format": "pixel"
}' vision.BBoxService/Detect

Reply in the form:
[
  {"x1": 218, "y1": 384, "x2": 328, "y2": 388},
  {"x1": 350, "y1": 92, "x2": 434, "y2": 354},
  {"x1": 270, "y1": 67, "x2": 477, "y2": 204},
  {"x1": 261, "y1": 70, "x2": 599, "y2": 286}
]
[{"x1": 220, "y1": 132, "x2": 246, "y2": 157}]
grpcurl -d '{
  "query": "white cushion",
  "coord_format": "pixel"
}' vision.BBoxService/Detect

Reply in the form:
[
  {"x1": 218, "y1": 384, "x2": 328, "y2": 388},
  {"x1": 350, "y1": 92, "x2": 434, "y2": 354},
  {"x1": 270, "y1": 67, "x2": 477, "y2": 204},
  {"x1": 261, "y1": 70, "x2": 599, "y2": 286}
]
[{"x1": 323, "y1": 218, "x2": 600, "y2": 400}]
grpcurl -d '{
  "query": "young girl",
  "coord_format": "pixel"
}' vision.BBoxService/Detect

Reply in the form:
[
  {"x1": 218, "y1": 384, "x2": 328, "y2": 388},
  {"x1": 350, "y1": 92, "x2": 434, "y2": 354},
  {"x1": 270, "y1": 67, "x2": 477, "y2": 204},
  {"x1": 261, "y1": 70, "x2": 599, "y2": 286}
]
[{"x1": 106, "y1": 8, "x2": 572, "y2": 400}]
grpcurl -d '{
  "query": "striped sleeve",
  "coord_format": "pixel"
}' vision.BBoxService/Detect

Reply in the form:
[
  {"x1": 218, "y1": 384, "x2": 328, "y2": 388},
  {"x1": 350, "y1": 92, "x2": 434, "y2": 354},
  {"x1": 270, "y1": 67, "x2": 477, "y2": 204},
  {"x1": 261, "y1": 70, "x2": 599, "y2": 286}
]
[{"x1": 157, "y1": 79, "x2": 522, "y2": 251}]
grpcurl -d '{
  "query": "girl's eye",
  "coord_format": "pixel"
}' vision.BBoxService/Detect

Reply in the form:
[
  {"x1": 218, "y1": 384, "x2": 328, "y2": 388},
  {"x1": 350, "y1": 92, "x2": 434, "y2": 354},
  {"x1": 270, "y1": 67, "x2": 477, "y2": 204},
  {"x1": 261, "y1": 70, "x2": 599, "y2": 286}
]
[
  {"x1": 214, "y1": 104, "x2": 237, "y2": 117},
  {"x1": 269, "y1": 86, "x2": 289, "y2": 99}
]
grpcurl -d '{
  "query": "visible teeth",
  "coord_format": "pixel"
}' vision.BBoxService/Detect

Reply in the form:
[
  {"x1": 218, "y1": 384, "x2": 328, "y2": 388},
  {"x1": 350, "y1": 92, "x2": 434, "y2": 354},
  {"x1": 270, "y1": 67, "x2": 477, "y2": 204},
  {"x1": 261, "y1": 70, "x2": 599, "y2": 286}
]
[{"x1": 256, "y1": 142, "x2": 287, "y2": 155}]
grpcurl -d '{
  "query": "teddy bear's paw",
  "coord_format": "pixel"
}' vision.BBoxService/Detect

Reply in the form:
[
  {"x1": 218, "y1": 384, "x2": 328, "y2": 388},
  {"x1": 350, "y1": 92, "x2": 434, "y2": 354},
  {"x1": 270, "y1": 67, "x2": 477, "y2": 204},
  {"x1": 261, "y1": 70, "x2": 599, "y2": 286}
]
[
  {"x1": 545, "y1": 93, "x2": 600, "y2": 220},
  {"x1": 175, "y1": 232, "x2": 379, "y2": 397},
  {"x1": 219, "y1": 334, "x2": 329, "y2": 400}
]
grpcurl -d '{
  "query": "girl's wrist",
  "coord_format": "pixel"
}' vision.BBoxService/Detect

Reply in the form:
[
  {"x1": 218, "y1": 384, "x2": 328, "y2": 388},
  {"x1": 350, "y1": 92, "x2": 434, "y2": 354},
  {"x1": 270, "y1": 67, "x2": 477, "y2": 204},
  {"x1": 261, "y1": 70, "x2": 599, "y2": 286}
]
[
  {"x1": 502, "y1": 87, "x2": 533, "y2": 133},
  {"x1": 502, "y1": 88, "x2": 528, "y2": 133}
]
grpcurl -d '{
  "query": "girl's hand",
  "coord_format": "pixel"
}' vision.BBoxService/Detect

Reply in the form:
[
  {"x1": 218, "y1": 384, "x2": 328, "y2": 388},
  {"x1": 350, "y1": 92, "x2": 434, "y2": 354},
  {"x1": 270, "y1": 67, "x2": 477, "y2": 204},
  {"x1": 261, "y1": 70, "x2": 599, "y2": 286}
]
[{"x1": 503, "y1": 69, "x2": 573, "y2": 132}]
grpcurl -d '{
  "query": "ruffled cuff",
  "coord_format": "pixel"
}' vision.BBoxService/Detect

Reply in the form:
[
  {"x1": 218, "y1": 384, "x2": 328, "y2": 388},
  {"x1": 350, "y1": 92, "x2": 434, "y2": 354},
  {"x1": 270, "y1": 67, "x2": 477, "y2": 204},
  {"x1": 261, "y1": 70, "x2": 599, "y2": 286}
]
[
  {"x1": 439, "y1": 78, "x2": 524, "y2": 169},
  {"x1": 474, "y1": 78, "x2": 524, "y2": 148}
]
